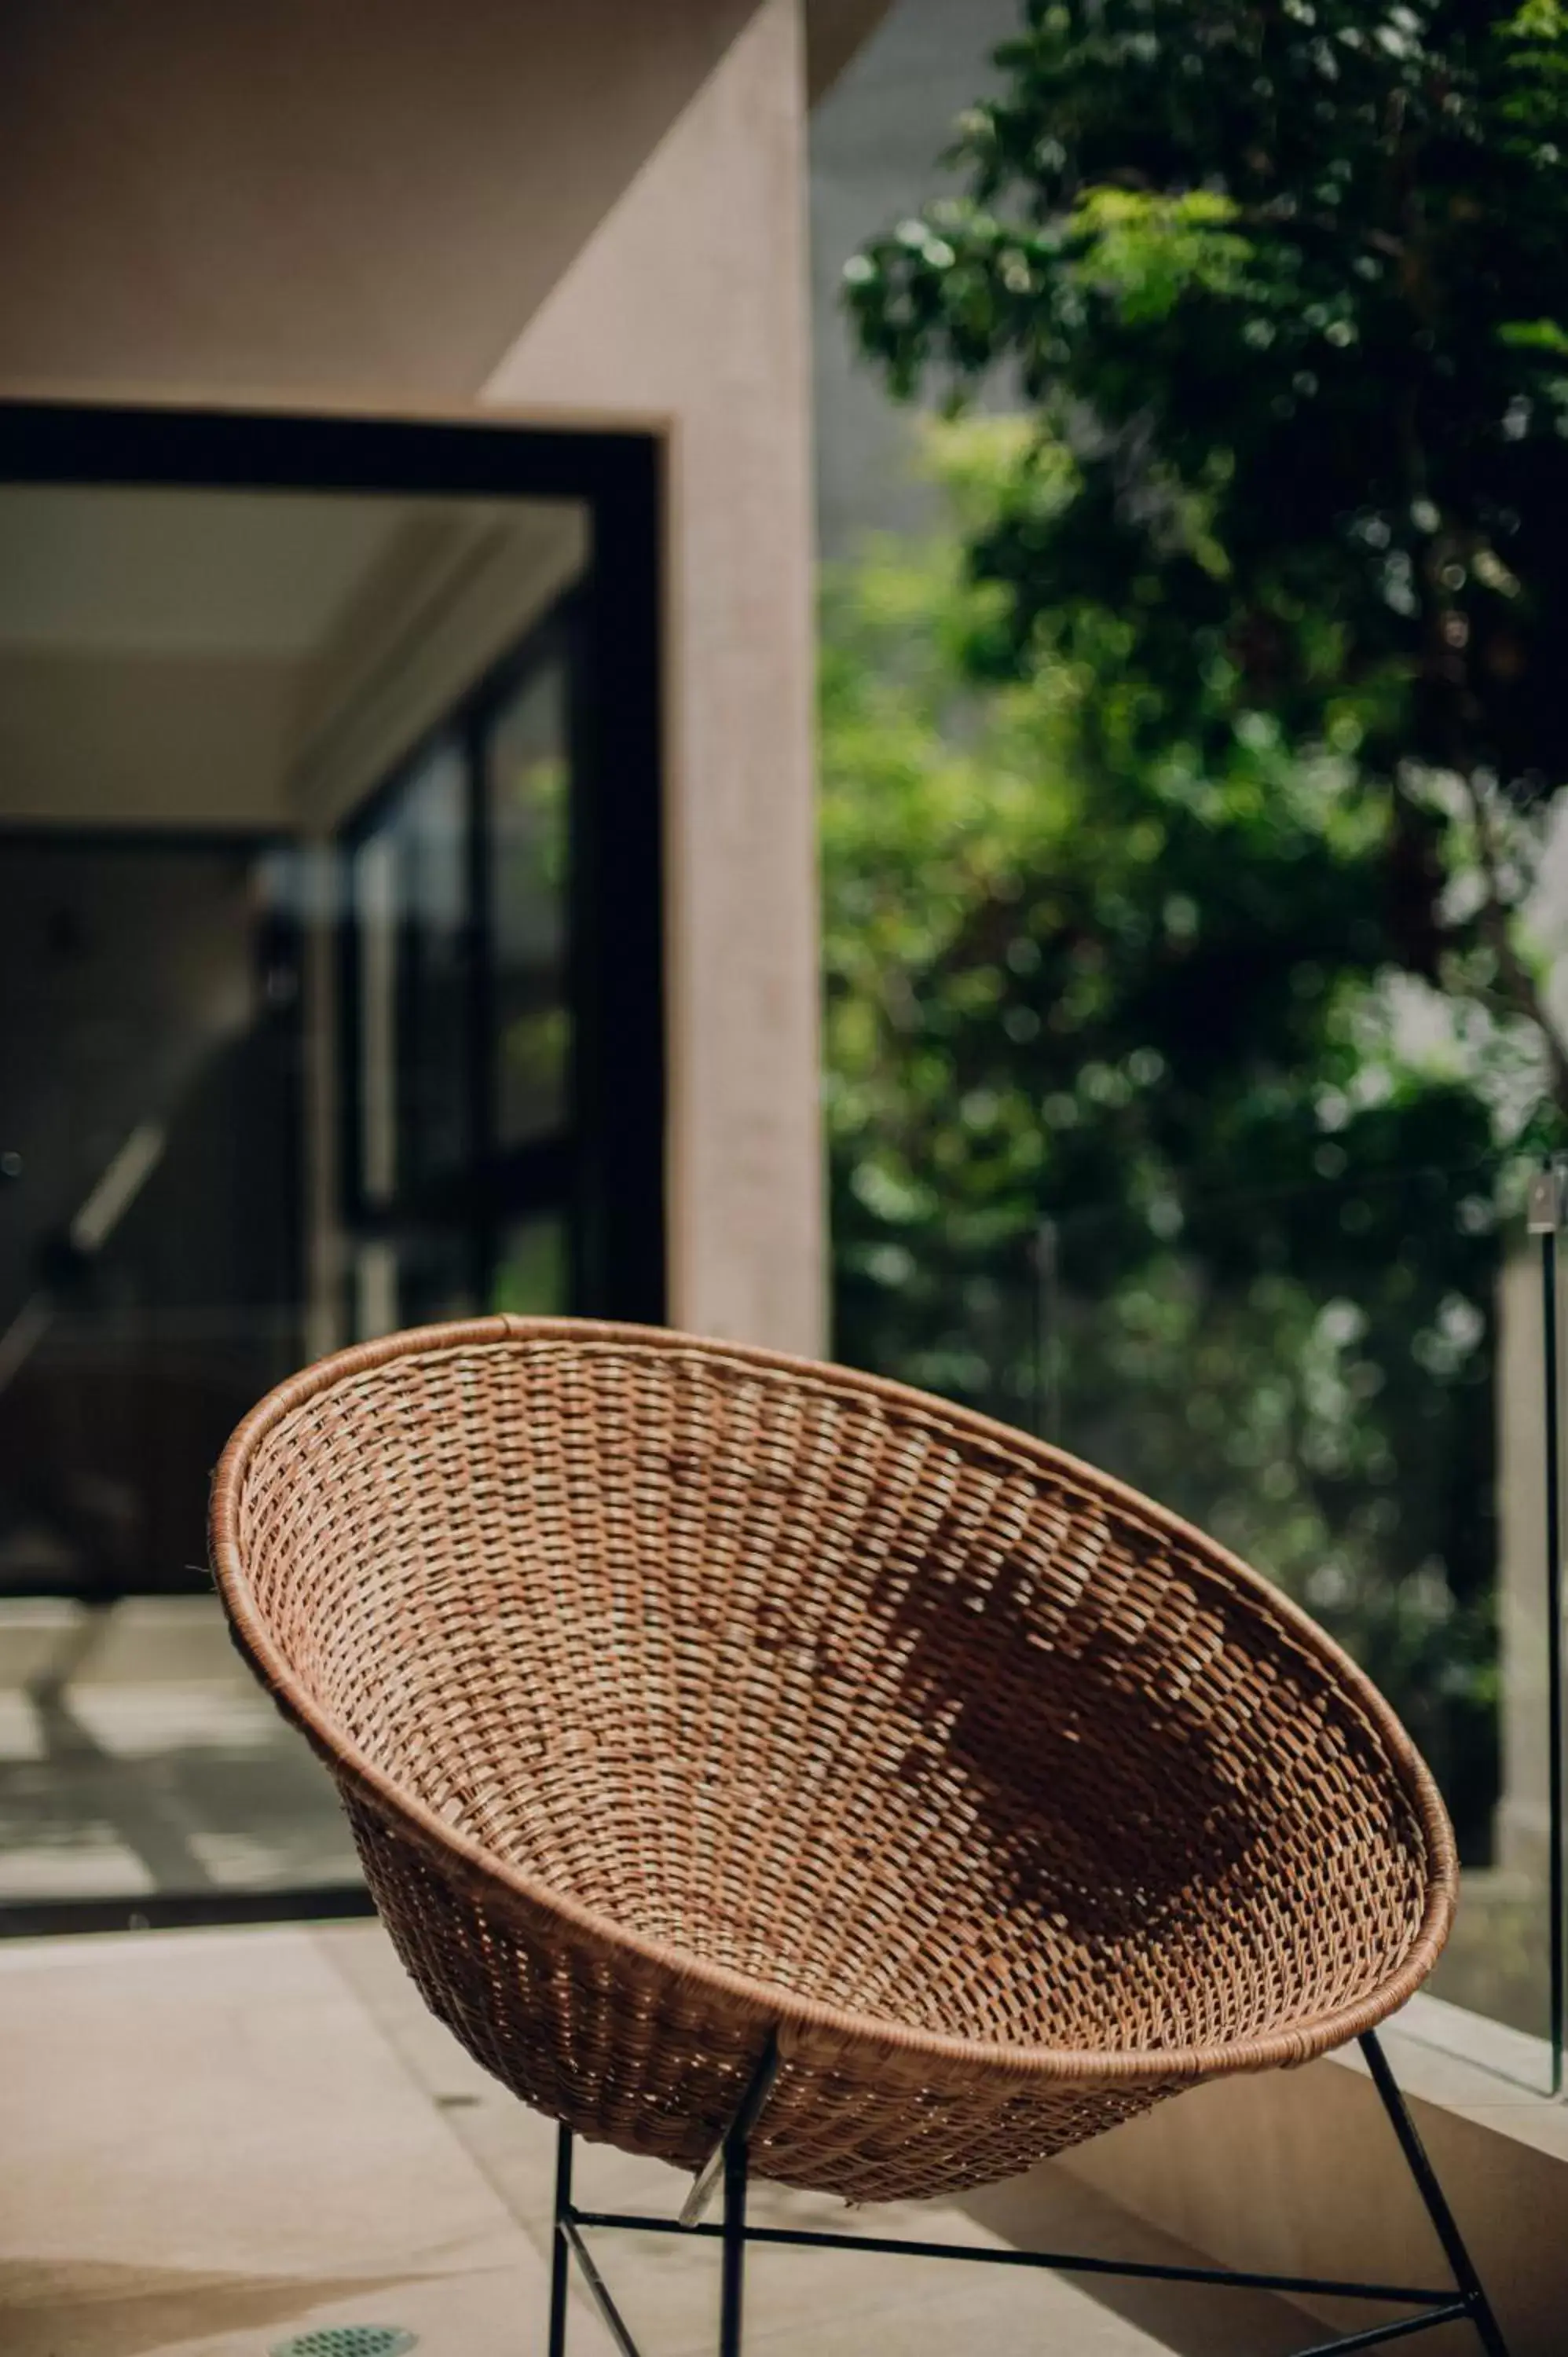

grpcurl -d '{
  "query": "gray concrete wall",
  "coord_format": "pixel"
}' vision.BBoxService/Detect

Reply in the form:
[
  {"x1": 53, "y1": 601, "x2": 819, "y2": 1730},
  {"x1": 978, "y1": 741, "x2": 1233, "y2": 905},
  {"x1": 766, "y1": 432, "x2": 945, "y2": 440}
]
[{"x1": 809, "y1": 0, "x2": 1022, "y2": 561}]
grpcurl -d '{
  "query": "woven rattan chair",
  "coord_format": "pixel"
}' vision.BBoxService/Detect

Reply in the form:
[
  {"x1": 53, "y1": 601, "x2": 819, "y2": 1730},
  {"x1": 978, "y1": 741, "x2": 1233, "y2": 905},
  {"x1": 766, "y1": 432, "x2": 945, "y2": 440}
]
[{"x1": 211, "y1": 1317, "x2": 1508, "y2": 2357}]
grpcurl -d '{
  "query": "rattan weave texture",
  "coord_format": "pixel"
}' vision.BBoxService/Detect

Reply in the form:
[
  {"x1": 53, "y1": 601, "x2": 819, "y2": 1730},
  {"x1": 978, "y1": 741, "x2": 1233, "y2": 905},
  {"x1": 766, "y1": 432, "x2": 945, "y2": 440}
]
[{"x1": 211, "y1": 1317, "x2": 1455, "y2": 2204}]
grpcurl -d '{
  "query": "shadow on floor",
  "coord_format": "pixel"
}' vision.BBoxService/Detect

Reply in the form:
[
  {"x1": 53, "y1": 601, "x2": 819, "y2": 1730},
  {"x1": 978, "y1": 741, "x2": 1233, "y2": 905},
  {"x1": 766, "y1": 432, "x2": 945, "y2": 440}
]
[
  {"x1": 965, "y1": 2161, "x2": 1329, "y2": 2357},
  {"x1": 0, "y1": 2258, "x2": 427, "y2": 2357},
  {"x1": 0, "y1": 1598, "x2": 357, "y2": 1904}
]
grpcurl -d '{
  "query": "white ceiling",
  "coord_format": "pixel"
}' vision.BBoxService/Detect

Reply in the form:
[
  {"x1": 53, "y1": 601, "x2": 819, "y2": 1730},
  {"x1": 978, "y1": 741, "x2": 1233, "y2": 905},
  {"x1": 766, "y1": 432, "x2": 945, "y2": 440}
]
[
  {"x1": 0, "y1": 487, "x2": 516, "y2": 659},
  {"x1": 0, "y1": 483, "x2": 588, "y2": 828}
]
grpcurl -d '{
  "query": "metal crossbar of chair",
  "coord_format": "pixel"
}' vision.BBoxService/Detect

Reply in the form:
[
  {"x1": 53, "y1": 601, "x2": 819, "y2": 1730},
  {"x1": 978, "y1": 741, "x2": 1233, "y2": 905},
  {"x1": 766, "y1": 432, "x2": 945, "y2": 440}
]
[
  {"x1": 207, "y1": 1320, "x2": 1514, "y2": 2357},
  {"x1": 548, "y1": 2032, "x2": 1509, "y2": 2357}
]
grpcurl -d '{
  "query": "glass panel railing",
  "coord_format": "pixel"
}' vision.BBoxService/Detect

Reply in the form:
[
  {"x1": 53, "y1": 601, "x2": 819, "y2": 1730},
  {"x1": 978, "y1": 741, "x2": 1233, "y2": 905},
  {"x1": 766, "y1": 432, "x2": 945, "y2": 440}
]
[{"x1": 836, "y1": 1145, "x2": 1563, "y2": 2062}]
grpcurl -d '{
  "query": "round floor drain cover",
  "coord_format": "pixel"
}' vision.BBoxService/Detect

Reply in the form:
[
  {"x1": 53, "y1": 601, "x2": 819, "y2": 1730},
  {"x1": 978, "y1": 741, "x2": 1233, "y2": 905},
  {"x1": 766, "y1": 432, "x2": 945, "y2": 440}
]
[{"x1": 271, "y1": 2330, "x2": 417, "y2": 2357}]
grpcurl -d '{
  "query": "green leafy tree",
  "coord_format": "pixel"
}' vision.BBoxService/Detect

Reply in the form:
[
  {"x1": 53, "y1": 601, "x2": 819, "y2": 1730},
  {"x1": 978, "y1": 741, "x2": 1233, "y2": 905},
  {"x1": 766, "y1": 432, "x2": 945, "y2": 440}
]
[
  {"x1": 824, "y1": 2, "x2": 1568, "y2": 1869},
  {"x1": 844, "y1": 0, "x2": 1568, "y2": 1098},
  {"x1": 823, "y1": 422, "x2": 1507, "y2": 1853}
]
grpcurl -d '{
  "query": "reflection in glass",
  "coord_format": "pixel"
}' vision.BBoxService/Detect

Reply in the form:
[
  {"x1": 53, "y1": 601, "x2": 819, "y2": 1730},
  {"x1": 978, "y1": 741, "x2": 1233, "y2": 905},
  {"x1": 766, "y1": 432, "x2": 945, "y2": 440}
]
[
  {"x1": 0, "y1": 841, "x2": 304, "y2": 1603},
  {"x1": 0, "y1": 476, "x2": 600, "y2": 1925},
  {"x1": 354, "y1": 1228, "x2": 475, "y2": 1339},
  {"x1": 353, "y1": 739, "x2": 469, "y2": 1204},
  {"x1": 836, "y1": 1148, "x2": 1563, "y2": 2047},
  {"x1": 488, "y1": 661, "x2": 570, "y2": 1151},
  {"x1": 492, "y1": 1215, "x2": 567, "y2": 1318},
  {"x1": 0, "y1": 837, "x2": 356, "y2": 1919}
]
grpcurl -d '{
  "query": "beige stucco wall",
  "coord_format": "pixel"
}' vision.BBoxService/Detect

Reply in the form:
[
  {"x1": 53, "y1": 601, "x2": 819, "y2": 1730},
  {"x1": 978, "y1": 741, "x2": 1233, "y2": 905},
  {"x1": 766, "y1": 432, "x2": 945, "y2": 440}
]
[
  {"x1": 484, "y1": 0, "x2": 822, "y2": 1354},
  {"x1": 0, "y1": 0, "x2": 760, "y2": 409},
  {"x1": 0, "y1": 0, "x2": 826, "y2": 1357},
  {"x1": 965, "y1": 2011, "x2": 1567, "y2": 2357}
]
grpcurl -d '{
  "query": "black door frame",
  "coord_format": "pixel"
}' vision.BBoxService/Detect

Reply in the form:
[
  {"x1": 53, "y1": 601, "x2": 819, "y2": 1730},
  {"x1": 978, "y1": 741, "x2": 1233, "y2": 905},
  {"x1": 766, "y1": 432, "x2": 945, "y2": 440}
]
[
  {"x1": 337, "y1": 598, "x2": 591, "y2": 1326},
  {"x1": 0, "y1": 398, "x2": 666, "y2": 1325},
  {"x1": 0, "y1": 400, "x2": 665, "y2": 1938}
]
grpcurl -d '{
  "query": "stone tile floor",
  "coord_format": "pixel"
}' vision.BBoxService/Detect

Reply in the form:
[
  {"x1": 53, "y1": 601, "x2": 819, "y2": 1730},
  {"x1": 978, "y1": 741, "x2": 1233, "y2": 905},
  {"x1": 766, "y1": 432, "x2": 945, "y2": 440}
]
[
  {"x1": 0, "y1": 1581, "x2": 1536, "y2": 2039},
  {"x1": 0, "y1": 1595, "x2": 1324, "y2": 2351},
  {"x1": 0, "y1": 1596, "x2": 356, "y2": 1912},
  {"x1": 0, "y1": 1917, "x2": 1311, "y2": 2356}
]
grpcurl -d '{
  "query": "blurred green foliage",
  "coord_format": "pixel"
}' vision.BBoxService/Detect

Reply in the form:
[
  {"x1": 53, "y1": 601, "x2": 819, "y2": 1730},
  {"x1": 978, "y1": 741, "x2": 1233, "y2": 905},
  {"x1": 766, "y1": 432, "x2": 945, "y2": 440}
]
[
  {"x1": 829, "y1": 446, "x2": 1519, "y2": 1861},
  {"x1": 826, "y1": 2, "x2": 1568, "y2": 1853},
  {"x1": 843, "y1": 0, "x2": 1568, "y2": 1077}
]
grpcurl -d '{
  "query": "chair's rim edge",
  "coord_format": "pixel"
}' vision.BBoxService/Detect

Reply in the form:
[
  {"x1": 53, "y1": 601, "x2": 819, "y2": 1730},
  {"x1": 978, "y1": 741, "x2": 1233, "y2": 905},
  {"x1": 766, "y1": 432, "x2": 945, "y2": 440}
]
[{"x1": 208, "y1": 1312, "x2": 1458, "y2": 2091}]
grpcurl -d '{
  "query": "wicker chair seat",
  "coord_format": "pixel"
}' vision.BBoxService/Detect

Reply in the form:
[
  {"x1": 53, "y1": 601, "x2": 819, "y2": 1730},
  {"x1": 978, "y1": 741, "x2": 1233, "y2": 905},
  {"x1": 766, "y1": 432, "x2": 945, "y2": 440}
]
[{"x1": 211, "y1": 1318, "x2": 1455, "y2": 2205}]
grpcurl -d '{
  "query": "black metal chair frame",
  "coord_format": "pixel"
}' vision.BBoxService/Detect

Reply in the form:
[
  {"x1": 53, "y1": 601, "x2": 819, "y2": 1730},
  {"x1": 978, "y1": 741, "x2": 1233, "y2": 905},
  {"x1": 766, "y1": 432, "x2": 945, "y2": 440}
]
[{"x1": 546, "y1": 2031, "x2": 1510, "y2": 2357}]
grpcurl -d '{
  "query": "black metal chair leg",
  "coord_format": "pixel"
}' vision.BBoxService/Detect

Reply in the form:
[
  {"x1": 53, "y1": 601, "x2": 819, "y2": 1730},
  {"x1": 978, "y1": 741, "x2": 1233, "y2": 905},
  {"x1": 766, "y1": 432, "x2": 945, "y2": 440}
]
[
  {"x1": 1359, "y1": 2033, "x2": 1511, "y2": 2356},
  {"x1": 548, "y1": 2122, "x2": 573, "y2": 2357},
  {"x1": 544, "y1": 2036, "x2": 1507, "y2": 2357},
  {"x1": 682, "y1": 2036, "x2": 782, "y2": 2229},
  {"x1": 719, "y1": 2119, "x2": 749, "y2": 2357}
]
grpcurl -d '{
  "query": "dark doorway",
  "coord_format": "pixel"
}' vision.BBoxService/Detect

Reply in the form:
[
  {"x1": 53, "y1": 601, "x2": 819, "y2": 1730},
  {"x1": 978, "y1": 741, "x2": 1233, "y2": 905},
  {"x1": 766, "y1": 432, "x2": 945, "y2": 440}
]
[{"x1": 0, "y1": 834, "x2": 302, "y2": 1600}]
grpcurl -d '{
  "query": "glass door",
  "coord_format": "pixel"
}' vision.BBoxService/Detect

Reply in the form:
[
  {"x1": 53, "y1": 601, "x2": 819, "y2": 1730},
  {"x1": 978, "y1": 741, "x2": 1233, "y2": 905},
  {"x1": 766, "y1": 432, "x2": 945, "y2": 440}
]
[
  {"x1": 0, "y1": 402, "x2": 664, "y2": 1936},
  {"x1": 348, "y1": 737, "x2": 478, "y2": 1332},
  {"x1": 487, "y1": 641, "x2": 574, "y2": 1314},
  {"x1": 342, "y1": 603, "x2": 607, "y2": 1334}
]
